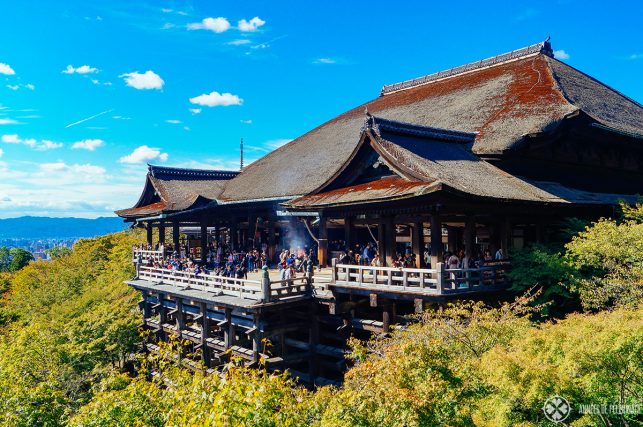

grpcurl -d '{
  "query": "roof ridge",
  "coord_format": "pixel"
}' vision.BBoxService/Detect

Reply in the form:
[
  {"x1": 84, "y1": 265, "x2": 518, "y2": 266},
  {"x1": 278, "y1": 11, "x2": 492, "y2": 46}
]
[
  {"x1": 148, "y1": 164, "x2": 240, "y2": 179},
  {"x1": 363, "y1": 113, "x2": 476, "y2": 143},
  {"x1": 380, "y1": 39, "x2": 554, "y2": 96}
]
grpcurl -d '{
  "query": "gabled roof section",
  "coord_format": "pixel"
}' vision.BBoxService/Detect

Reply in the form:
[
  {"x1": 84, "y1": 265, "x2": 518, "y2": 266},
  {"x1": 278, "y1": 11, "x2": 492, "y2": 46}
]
[
  {"x1": 285, "y1": 115, "x2": 640, "y2": 210},
  {"x1": 115, "y1": 165, "x2": 239, "y2": 219},
  {"x1": 381, "y1": 39, "x2": 554, "y2": 95}
]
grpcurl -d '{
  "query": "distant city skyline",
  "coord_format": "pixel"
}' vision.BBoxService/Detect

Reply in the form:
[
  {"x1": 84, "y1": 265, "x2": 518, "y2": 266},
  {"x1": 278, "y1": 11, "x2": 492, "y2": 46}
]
[{"x1": 0, "y1": 0, "x2": 642, "y2": 218}]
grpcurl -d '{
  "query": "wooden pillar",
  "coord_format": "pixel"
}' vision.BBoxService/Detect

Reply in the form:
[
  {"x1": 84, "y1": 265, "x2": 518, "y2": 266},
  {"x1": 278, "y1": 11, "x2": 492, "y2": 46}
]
[
  {"x1": 200, "y1": 222, "x2": 208, "y2": 262},
  {"x1": 464, "y1": 216, "x2": 476, "y2": 259},
  {"x1": 229, "y1": 220, "x2": 237, "y2": 252},
  {"x1": 200, "y1": 302, "x2": 211, "y2": 367},
  {"x1": 267, "y1": 222, "x2": 276, "y2": 263},
  {"x1": 157, "y1": 292, "x2": 168, "y2": 340},
  {"x1": 223, "y1": 308, "x2": 233, "y2": 348},
  {"x1": 172, "y1": 221, "x2": 180, "y2": 252},
  {"x1": 308, "y1": 303, "x2": 319, "y2": 383},
  {"x1": 248, "y1": 213, "x2": 257, "y2": 249},
  {"x1": 499, "y1": 218, "x2": 510, "y2": 259},
  {"x1": 317, "y1": 214, "x2": 328, "y2": 268},
  {"x1": 378, "y1": 220, "x2": 386, "y2": 266},
  {"x1": 146, "y1": 223, "x2": 153, "y2": 246},
  {"x1": 175, "y1": 298, "x2": 185, "y2": 332},
  {"x1": 384, "y1": 215, "x2": 395, "y2": 267},
  {"x1": 344, "y1": 216, "x2": 354, "y2": 251},
  {"x1": 430, "y1": 213, "x2": 443, "y2": 268},
  {"x1": 251, "y1": 314, "x2": 261, "y2": 365},
  {"x1": 158, "y1": 221, "x2": 165, "y2": 245},
  {"x1": 382, "y1": 300, "x2": 392, "y2": 334},
  {"x1": 412, "y1": 221, "x2": 424, "y2": 268}
]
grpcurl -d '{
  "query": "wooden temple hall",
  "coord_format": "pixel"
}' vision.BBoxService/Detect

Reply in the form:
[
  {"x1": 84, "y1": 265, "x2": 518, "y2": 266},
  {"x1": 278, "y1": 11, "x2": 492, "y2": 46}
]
[{"x1": 117, "y1": 40, "x2": 643, "y2": 385}]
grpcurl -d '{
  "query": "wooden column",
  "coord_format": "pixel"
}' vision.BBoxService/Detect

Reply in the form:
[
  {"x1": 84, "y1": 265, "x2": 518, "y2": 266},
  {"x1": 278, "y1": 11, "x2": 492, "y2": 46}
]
[
  {"x1": 308, "y1": 303, "x2": 319, "y2": 383},
  {"x1": 158, "y1": 292, "x2": 168, "y2": 340},
  {"x1": 200, "y1": 222, "x2": 208, "y2": 262},
  {"x1": 378, "y1": 220, "x2": 386, "y2": 266},
  {"x1": 223, "y1": 308, "x2": 234, "y2": 348},
  {"x1": 499, "y1": 218, "x2": 511, "y2": 259},
  {"x1": 384, "y1": 215, "x2": 396, "y2": 267},
  {"x1": 464, "y1": 216, "x2": 476, "y2": 260},
  {"x1": 382, "y1": 300, "x2": 392, "y2": 334},
  {"x1": 158, "y1": 221, "x2": 165, "y2": 245},
  {"x1": 430, "y1": 213, "x2": 443, "y2": 268},
  {"x1": 248, "y1": 213, "x2": 257, "y2": 249},
  {"x1": 317, "y1": 214, "x2": 328, "y2": 268},
  {"x1": 267, "y1": 222, "x2": 276, "y2": 263},
  {"x1": 229, "y1": 221, "x2": 237, "y2": 252},
  {"x1": 175, "y1": 298, "x2": 185, "y2": 331},
  {"x1": 344, "y1": 216, "x2": 354, "y2": 251},
  {"x1": 251, "y1": 314, "x2": 261, "y2": 365},
  {"x1": 146, "y1": 223, "x2": 153, "y2": 246},
  {"x1": 172, "y1": 221, "x2": 180, "y2": 252},
  {"x1": 412, "y1": 221, "x2": 424, "y2": 268},
  {"x1": 200, "y1": 302, "x2": 211, "y2": 367}
]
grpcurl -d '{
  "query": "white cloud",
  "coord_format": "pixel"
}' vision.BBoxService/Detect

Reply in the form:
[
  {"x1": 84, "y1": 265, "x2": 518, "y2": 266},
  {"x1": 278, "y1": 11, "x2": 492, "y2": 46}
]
[
  {"x1": 165, "y1": 119, "x2": 182, "y2": 124},
  {"x1": 189, "y1": 108, "x2": 201, "y2": 115},
  {"x1": 25, "y1": 83, "x2": 35, "y2": 90},
  {"x1": 161, "y1": 8, "x2": 173, "y2": 13},
  {"x1": 227, "y1": 39, "x2": 251, "y2": 46},
  {"x1": 119, "y1": 145, "x2": 169, "y2": 164},
  {"x1": 36, "y1": 140, "x2": 63, "y2": 150},
  {"x1": 189, "y1": 90, "x2": 243, "y2": 107},
  {"x1": 188, "y1": 17, "x2": 231, "y2": 33},
  {"x1": 63, "y1": 64, "x2": 98, "y2": 74},
  {"x1": 5, "y1": 83, "x2": 34, "y2": 91},
  {"x1": 313, "y1": 57, "x2": 337, "y2": 64},
  {"x1": 6, "y1": 85, "x2": 19, "y2": 91},
  {"x1": 238, "y1": 17, "x2": 265, "y2": 32},
  {"x1": 628, "y1": 53, "x2": 643, "y2": 60},
  {"x1": 72, "y1": 139, "x2": 104, "y2": 151},
  {"x1": 119, "y1": 70, "x2": 164, "y2": 90},
  {"x1": 1, "y1": 134, "x2": 21, "y2": 143},
  {"x1": 112, "y1": 115, "x2": 131, "y2": 120},
  {"x1": 0, "y1": 119, "x2": 19, "y2": 125},
  {"x1": 0, "y1": 63, "x2": 15, "y2": 75},
  {"x1": 1, "y1": 134, "x2": 62, "y2": 150},
  {"x1": 0, "y1": 148, "x2": 3, "y2": 157},
  {"x1": 553, "y1": 50, "x2": 570, "y2": 60},
  {"x1": 240, "y1": 119, "x2": 252, "y2": 124}
]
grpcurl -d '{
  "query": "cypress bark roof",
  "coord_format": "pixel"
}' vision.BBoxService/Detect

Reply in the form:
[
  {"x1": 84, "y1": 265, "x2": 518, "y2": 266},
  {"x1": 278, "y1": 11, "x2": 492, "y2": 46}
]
[
  {"x1": 220, "y1": 42, "x2": 642, "y2": 202},
  {"x1": 115, "y1": 165, "x2": 239, "y2": 219},
  {"x1": 285, "y1": 117, "x2": 637, "y2": 209}
]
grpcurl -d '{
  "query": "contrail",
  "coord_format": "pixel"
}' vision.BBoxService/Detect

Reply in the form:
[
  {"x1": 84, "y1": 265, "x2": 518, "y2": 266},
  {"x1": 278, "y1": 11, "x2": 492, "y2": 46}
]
[{"x1": 65, "y1": 109, "x2": 113, "y2": 128}]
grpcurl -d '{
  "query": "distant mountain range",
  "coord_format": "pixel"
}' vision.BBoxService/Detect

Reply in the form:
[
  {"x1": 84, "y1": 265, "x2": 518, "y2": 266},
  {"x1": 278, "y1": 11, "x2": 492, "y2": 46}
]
[{"x1": 0, "y1": 216, "x2": 127, "y2": 239}]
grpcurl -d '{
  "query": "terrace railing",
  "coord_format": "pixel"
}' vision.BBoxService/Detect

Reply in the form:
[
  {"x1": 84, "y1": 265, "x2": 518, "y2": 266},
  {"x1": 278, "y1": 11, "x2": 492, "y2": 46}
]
[
  {"x1": 134, "y1": 262, "x2": 311, "y2": 304},
  {"x1": 331, "y1": 259, "x2": 509, "y2": 296},
  {"x1": 133, "y1": 249, "x2": 164, "y2": 264}
]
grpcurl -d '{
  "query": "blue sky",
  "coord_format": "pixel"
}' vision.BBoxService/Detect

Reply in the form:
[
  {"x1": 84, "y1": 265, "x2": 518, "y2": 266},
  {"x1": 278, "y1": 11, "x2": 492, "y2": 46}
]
[{"x1": 0, "y1": 0, "x2": 641, "y2": 218}]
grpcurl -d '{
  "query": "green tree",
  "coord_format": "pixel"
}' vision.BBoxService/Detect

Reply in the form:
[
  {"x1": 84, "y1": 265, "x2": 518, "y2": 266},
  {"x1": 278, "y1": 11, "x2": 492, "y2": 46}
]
[{"x1": 8, "y1": 248, "x2": 34, "y2": 272}]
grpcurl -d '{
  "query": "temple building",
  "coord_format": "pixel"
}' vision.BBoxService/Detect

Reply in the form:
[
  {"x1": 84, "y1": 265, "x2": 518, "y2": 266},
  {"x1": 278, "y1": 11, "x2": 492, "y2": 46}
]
[{"x1": 117, "y1": 40, "x2": 643, "y2": 384}]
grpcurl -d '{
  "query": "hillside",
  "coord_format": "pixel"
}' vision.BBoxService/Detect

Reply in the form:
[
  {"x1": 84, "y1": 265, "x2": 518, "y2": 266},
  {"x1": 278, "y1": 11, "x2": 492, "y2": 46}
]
[{"x1": 0, "y1": 216, "x2": 126, "y2": 239}]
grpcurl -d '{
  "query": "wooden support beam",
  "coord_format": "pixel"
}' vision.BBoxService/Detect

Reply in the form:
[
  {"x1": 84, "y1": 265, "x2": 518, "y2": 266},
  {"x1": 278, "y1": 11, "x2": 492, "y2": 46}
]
[
  {"x1": 499, "y1": 218, "x2": 511, "y2": 259},
  {"x1": 344, "y1": 216, "x2": 354, "y2": 252},
  {"x1": 229, "y1": 221, "x2": 238, "y2": 252},
  {"x1": 200, "y1": 302, "x2": 211, "y2": 367},
  {"x1": 200, "y1": 222, "x2": 208, "y2": 262},
  {"x1": 412, "y1": 221, "x2": 424, "y2": 268},
  {"x1": 251, "y1": 314, "x2": 261, "y2": 365},
  {"x1": 172, "y1": 222, "x2": 180, "y2": 252},
  {"x1": 382, "y1": 301, "x2": 392, "y2": 334},
  {"x1": 384, "y1": 215, "x2": 395, "y2": 267},
  {"x1": 377, "y1": 221, "x2": 386, "y2": 266},
  {"x1": 146, "y1": 223, "x2": 153, "y2": 246},
  {"x1": 430, "y1": 213, "x2": 443, "y2": 268},
  {"x1": 158, "y1": 220, "x2": 165, "y2": 245},
  {"x1": 175, "y1": 298, "x2": 185, "y2": 331},
  {"x1": 224, "y1": 308, "x2": 234, "y2": 349},
  {"x1": 308, "y1": 303, "x2": 320, "y2": 383},
  {"x1": 464, "y1": 216, "x2": 476, "y2": 260},
  {"x1": 318, "y1": 214, "x2": 328, "y2": 268}
]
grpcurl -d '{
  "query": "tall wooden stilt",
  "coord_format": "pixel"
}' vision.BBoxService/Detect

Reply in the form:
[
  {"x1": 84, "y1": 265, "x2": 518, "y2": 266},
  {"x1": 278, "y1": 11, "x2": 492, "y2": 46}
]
[
  {"x1": 146, "y1": 223, "x2": 153, "y2": 247},
  {"x1": 412, "y1": 221, "x2": 424, "y2": 268},
  {"x1": 172, "y1": 221, "x2": 180, "y2": 253},
  {"x1": 464, "y1": 216, "x2": 476, "y2": 260},
  {"x1": 344, "y1": 216, "x2": 354, "y2": 252},
  {"x1": 384, "y1": 215, "x2": 396, "y2": 267},
  {"x1": 158, "y1": 220, "x2": 165, "y2": 246},
  {"x1": 200, "y1": 302, "x2": 211, "y2": 367},
  {"x1": 200, "y1": 222, "x2": 208, "y2": 262}
]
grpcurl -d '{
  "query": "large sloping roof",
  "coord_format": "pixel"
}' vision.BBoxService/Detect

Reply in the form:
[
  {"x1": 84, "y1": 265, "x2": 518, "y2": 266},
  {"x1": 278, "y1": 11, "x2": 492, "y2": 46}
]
[
  {"x1": 116, "y1": 165, "x2": 239, "y2": 219},
  {"x1": 285, "y1": 116, "x2": 638, "y2": 209},
  {"x1": 220, "y1": 41, "x2": 642, "y2": 202}
]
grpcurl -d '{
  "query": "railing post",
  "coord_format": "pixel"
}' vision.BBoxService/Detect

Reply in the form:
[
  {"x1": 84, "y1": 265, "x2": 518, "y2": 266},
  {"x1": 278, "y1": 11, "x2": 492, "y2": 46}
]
[
  {"x1": 331, "y1": 258, "x2": 338, "y2": 283},
  {"x1": 306, "y1": 262, "x2": 314, "y2": 295},
  {"x1": 436, "y1": 262, "x2": 444, "y2": 294},
  {"x1": 261, "y1": 266, "x2": 271, "y2": 303}
]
